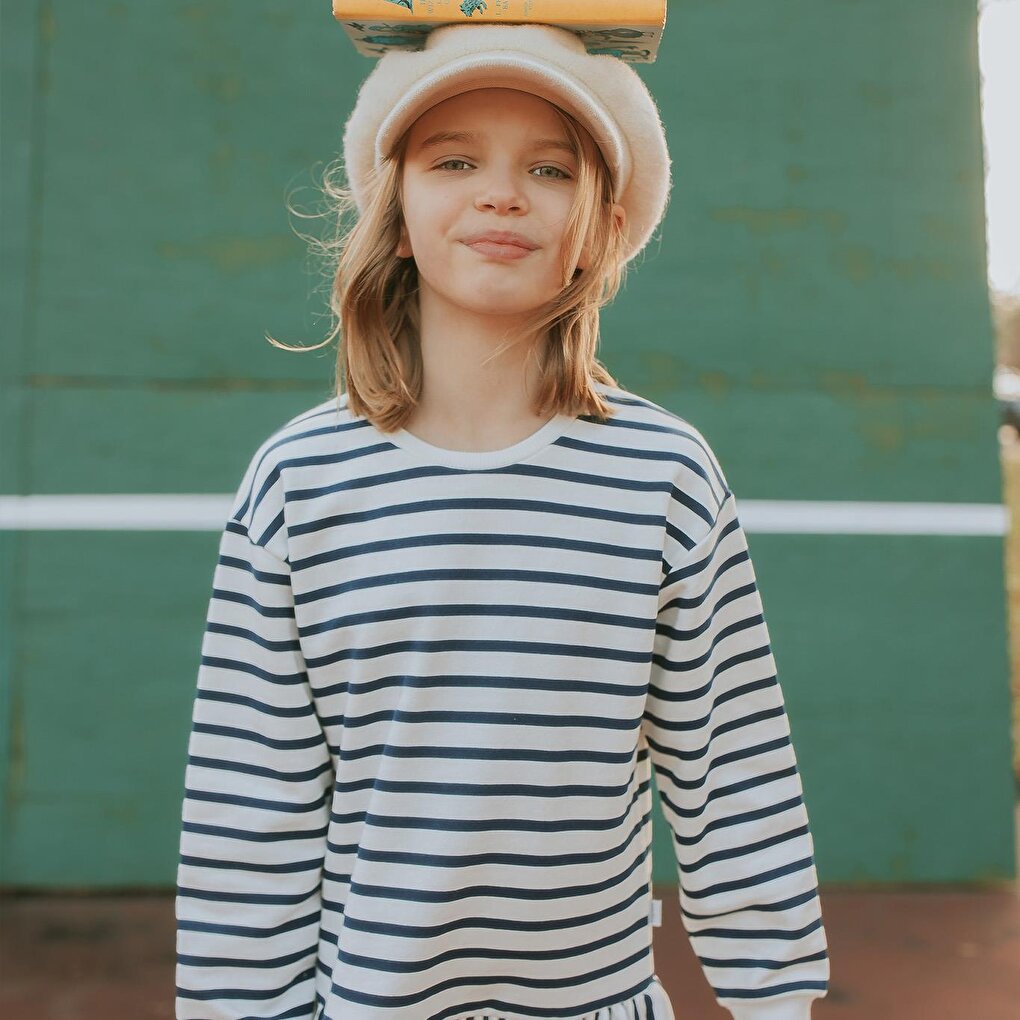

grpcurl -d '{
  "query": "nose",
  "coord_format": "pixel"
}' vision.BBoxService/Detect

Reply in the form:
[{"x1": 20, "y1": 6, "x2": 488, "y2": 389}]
[
  {"x1": 475, "y1": 182, "x2": 527, "y2": 213},
  {"x1": 470, "y1": 164, "x2": 533, "y2": 211}
]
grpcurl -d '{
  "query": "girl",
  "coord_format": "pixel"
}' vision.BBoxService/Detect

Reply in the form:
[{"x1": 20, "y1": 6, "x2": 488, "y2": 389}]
[{"x1": 175, "y1": 23, "x2": 830, "y2": 1020}]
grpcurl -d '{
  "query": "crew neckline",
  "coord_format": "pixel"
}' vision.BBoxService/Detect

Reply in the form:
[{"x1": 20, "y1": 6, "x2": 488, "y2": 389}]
[{"x1": 384, "y1": 412, "x2": 575, "y2": 469}]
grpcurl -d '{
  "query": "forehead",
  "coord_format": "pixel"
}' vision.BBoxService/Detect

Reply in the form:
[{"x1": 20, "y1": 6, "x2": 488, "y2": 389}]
[{"x1": 408, "y1": 87, "x2": 570, "y2": 143}]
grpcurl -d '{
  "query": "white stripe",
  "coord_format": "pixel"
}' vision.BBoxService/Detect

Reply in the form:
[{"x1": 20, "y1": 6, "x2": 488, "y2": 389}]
[{"x1": 0, "y1": 494, "x2": 1007, "y2": 535}]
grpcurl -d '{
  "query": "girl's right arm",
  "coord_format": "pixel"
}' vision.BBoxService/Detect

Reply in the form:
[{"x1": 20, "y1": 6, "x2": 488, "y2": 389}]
[{"x1": 175, "y1": 439, "x2": 334, "y2": 1020}]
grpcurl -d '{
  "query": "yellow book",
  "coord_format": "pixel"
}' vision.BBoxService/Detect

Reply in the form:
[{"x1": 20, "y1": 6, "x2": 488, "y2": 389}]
[{"x1": 331, "y1": 0, "x2": 667, "y2": 63}]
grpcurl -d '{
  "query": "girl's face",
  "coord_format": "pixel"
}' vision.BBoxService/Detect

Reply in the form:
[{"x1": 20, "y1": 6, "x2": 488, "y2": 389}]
[{"x1": 398, "y1": 87, "x2": 599, "y2": 323}]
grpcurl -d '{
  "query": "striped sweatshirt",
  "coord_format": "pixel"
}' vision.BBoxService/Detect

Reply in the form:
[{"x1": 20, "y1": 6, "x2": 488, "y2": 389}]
[{"x1": 175, "y1": 380, "x2": 830, "y2": 1020}]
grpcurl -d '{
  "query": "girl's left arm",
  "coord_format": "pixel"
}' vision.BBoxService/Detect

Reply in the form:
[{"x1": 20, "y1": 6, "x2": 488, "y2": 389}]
[{"x1": 642, "y1": 470, "x2": 830, "y2": 1020}]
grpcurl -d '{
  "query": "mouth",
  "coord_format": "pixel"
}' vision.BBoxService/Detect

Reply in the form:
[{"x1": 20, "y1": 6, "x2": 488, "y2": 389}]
[{"x1": 462, "y1": 240, "x2": 537, "y2": 261}]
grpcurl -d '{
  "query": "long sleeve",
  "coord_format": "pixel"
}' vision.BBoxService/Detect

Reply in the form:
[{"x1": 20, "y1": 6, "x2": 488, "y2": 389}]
[
  {"x1": 641, "y1": 483, "x2": 830, "y2": 1019},
  {"x1": 175, "y1": 457, "x2": 335, "y2": 1019}
]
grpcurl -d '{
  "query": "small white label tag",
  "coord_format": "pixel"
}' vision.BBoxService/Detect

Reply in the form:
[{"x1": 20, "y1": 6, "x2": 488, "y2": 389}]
[{"x1": 649, "y1": 898, "x2": 662, "y2": 927}]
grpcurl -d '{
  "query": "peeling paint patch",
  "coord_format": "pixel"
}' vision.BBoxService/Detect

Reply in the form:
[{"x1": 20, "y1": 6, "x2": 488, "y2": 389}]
[
  {"x1": 698, "y1": 371, "x2": 730, "y2": 400},
  {"x1": 23, "y1": 374, "x2": 319, "y2": 393},
  {"x1": 637, "y1": 350, "x2": 688, "y2": 388},
  {"x1": 861, "y1": 420, "x2": 906, "y2": 453},
  {"x1": 858, "y1": 82, "x2": 895, "y2": 108},
  {"x1": 833, "y1": 244, "x2": 958, "y2": 283},
  {"x1": 8, "y1": 679, "x2": 24, "y2": 804},
  {"x1": 710, "y1": 206, "x2": 847, "y2": 236},
  {"x1": 816, "y1": 371, "x2": 875, "y2": 398},
  {"x1": 40, "y1": 3, "x2": 56, "y2": 42},
  {"x1": 192, "y1": 70, "x2": 245, "y2": 103},
  {"x1": 919, "y1": 214, "x2": 960, "y2": 244},
  {"x1": 834, "y1": 244, "x2": 876, "y2": 283},
  {"x1": 154, "y1": 234, "x2": 296, "y2": 272},
  {"x1": 887, "y1": 254, "x2": 955, "y2": 282}
]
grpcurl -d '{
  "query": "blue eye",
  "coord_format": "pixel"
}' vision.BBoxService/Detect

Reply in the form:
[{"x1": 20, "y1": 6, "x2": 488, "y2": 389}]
[{"x1": 435, "y1": 159, "x2": 571, "y2": 180}]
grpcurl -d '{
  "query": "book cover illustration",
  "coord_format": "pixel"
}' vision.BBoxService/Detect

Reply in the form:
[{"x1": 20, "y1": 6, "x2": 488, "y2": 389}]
[{"x1": 332, "y1": 0, "x2": 667, "y2": 63}]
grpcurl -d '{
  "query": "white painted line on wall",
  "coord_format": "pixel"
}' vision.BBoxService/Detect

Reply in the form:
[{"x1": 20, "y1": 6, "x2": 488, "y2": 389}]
[
  {"x1": 741, "y1": 500, "x2": 1009, "y2": 536},
  {"x1": 0, "y1": 495, "x2": 1009, "y2": 536},
  {"x1": 0, "y1": 495, "x2": 234, "y2": 531}
]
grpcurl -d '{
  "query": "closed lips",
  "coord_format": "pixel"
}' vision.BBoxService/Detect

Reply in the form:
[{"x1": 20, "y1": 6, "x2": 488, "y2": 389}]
[{"x1": 462, "y1": 232, "x2": 539, "y2": 250}]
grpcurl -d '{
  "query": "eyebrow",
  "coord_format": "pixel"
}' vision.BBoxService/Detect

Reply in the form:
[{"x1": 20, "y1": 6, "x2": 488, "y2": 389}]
[{"x1": 417, "y1": 130, "x2": 577, "y2": 156}]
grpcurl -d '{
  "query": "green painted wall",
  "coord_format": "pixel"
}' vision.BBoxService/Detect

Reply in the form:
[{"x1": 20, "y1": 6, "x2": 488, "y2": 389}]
[{"x1": 1, "y1": 1, "x2": 1012, "y2": 887}]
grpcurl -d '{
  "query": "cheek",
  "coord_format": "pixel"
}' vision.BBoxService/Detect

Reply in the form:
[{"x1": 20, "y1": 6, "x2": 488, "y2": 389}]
[{"x1": 403, "y1": 189, "x2": 458, "y2": 239}]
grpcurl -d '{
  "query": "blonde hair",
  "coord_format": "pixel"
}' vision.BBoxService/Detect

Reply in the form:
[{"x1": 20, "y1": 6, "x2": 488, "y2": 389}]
[{"x1": 275, "y1": 102, "x2": 636, "y2": 433}]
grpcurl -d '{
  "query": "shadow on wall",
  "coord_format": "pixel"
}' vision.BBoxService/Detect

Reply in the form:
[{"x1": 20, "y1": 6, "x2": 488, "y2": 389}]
[{"x1": 991, "y1": 287, "x2": 1020, "y2": 784}]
